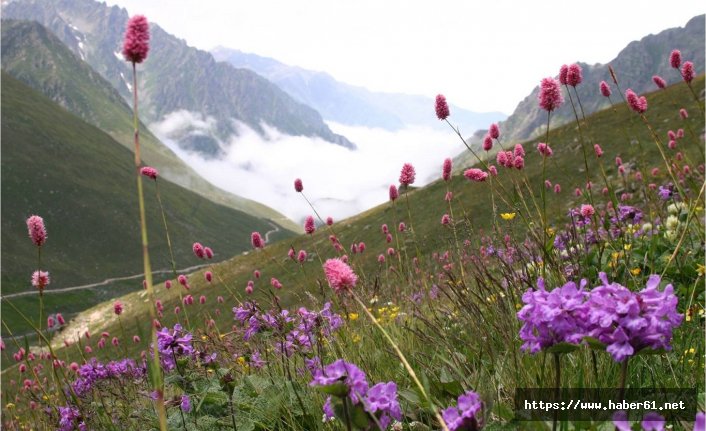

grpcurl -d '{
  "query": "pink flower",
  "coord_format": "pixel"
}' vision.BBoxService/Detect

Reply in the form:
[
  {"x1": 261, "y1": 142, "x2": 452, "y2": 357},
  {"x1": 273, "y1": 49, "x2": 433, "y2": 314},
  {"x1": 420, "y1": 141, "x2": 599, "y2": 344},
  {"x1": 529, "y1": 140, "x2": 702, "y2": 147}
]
[
  {"x1": 245, "y1": 285, "x2": 253, "y2": 295},
  {"x1": 483, "y1": 134, "x2": 493, "y2": 151},
  {"x1": 294, "y1": 178, "x2": 303, "y2": 192},
  {"x1": 669, "y1": 49, "x2": 681, "y2": 69},
  {"x1": 358, "y1": 242, "x2": 366, "y2": 253},
  {"x1": 297, "y1": 250, "x2": 307, "y2": 263},
  {"x1": 304, "y1": 215, "x2": 316, "y2": 234},
  {"x1": 625, "y1": 89, "x2": 647, "y2": 114},
  {"x1": 545, "y1": 180, "x2": 552, "y2": 189},
  {"x1": 56, "y1": 314, "x2": 65, "y2": 325},
  {"x1": 326, "y1": 216, "x2": 334, "y2": 225},
  {"x1": 567, "y1": 63, "x2": 583, "y2": 87},
  {"x1": 574, "y1": 188, "x2": 582, "y2": 197},
  {"x1": 399, "y1": 163, "x2": 416, "y2": 186},
  {"x1": 668, "y1": 140, "x2": 677, "y2": 150},
  {"x1": 26, "y1": 215, "x2": 47, "y2": 247},
  {"x1": 251, "y1": 232, "x2": 264, "y2": 249},
  {"x1": 323, "y1": 258, "x2": 358, "y2": 293},
  {"x1": 31, "y1": 270, "x2": 50, "y2": 290},
  {"x1": 288, "y1": 247, "x2": 296, "y2": 260},
  {"x1": 164, "y1": 280, "x2": 172, "y2": 290},
  {"x1": 204, "y1": 247, "x2": 213, "y2": 259},
  {"x1": 205, "y1": 271, "x2": 212, "y2": 282},
  {"x1": 192, "y1": 242, "x2": 205, "y2": 259},
  {"x1": 559, "y1": 64, "x2": 569, "y2": 85},
  {"x1": 389, "y1": 184, "x2": 399, "y2": 201},
  {"x1": 615, "y1": 156, "x2": 623, "y2": 166},
  {"x1": 122, "y1": 15, "x2": 150, "y2": 64},
  {"x1": 677, "y1": 129, "x2": 684, "y2": 138},
  {"x1": 178, "y1": 274, "x2": 188, "y2": 288},
  {"x1": 537, "y1": 142, "x2": 553, "y2": 157},
  {"x1": 114, "y1": 301, "x2": 123, "y2": 315},
  {"x1": 386, "y1": 233, "x2": 393, "y2": 243},
  {"x1": 254, "y1": 270, "x2": 261, "y2": 279},
  {"x1": 554, "y1": 184, "x2": 561, "y2": 194},
  {"x1": 539, "y1": 77, "x2": 564, "y2": 112},
  {"x1": 381, "y1": 224, "x2": 389, "y2": 234},
  {"x1": 679, "y1": 108, "x2": 688, "y2": 119},
  {"x1": 463, "y1": 168, "x2": 488, "y2": 182},
  {"x1": 599, "y1": 81, "x2": 611, "y2": 97},
  {"x1": 270, "y1": 277, "x2": 282, "y2": 289},
  {"x1": 398, "y1": 222, "x2": 406, "y2": 232},
  {"x1": 445, "y1": 191, "x2": 453, "y2": 201},
  {"x1": 514, "y1": 156, "x2": 525, "y2": 170},
  {"x1": 387, "y1": 247, "x2": 396, "y2": 256},
  {"x1": 442, "y1": 158, "x2": 452, "y2": 181},
  {"x1": 593, "y1": 144, "x2": 603, "y2": 158},
  {"x1": 435, "y1": 94, "x2": 450, "y2": 120},
  {"x1": 489, "y1": 123, "x2": 500, "y2": 139},
  {"x1": 441, "y1": 214, "x2": 451, "y2": 225},
  {"x1": 488, "y1": 165, "x2": 498, "y2": 176},
  {"x1": 350, "y1": 243, "x2": 358, "y2": 254},
  {"x1": 199, "y1": 295, "x2": 206, "y2": 305},
  {"x1": 111, "y1": 337, "x2": 119, "y2": 347},
  {"x1": 140, "y1": 166, "x2": 158, "y2": 180},
  {"x1": 377, "y1": 254, "x2": 385, "y2": 263},
  {"x1": 133, "y1": 335, "x2": 141, "y2": 343},
  {"x1": 496, "y1": 151, "x2": 508, "y2": 166},
  {"x1": 681, "y1": 61, "x2": 695, "y2": 83},
  {"x1": 652, "y1": 75, "x2": 666, "y2": 89},
  {"x1": 580, "y1": 204, "x2": 595, "y2": 218},
  {"x1": 514, "y1": 143, "x2": 525, "y2": 158},
  {"x1": 47, "y1": 317, "x2": 55, "y2": 329},
  {"x1": 651, "y1": 168, "x2": 659, "y2": 177}
]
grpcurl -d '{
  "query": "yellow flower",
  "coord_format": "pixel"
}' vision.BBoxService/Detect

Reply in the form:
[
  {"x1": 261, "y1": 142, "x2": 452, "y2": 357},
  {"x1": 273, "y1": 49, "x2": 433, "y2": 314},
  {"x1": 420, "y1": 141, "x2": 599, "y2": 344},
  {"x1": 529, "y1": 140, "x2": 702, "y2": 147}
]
[
  {"x1": 546, "y1": 227, "x2": 555, "y2": 236},
  {"x1": 352, "y1": 334, "x2": 361, "y2": 343},
  {"x1": 5, "y1": 403, "x2": 15, "y2": 410},
  {"x1": 697, "y1": 264, "x2": 705, "y2": 277},
  {"x1": 516, "y1": 303, "x2": 522, "y2": 310},
  {"x1": 236, "y1": 356, "x2": 246, "y2": 366},
  {"x1": 630, "y1": 268, "x2": 641, "y2": 276},
  {"x1": 201, "y1": 335, "x2": 209, "y2": 341},
  {"x1": 348, "y1": 313, "x2": 359, "y2": 321},
  {"x1": 500, "y1": 212, "x2": 516, "y2": 220},
  {"x1": 623, "y1": 244, "x2": 632, "y2": 251}
]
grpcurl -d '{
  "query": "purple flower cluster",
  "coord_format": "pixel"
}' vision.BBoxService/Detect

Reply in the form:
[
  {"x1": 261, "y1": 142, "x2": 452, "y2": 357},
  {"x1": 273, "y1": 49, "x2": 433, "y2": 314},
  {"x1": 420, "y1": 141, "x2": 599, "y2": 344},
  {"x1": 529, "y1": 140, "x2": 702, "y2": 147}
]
[
  {"x1": 517, "y1": 278, "x2": 590, "y2": 353},
  {"x1": 586, "y1": 273, "x2": 682, "y2": 362},
  {"x1": 441, "y1": 390, "x2": 484, "y2": 431},
  {"x1": 310, "y1": 360, "x2": 402, "y2": 429},
  {"x1": 232, "y1": 302, "x2": 343, "y2": 355},
  {"x1": 58, "y1": 405, "x2": 85, "y2": 431},
  {"x1": 155, "y1": 324, "x2": 194, "y2": 371},
  {"x1": 71, "y1": 358, "x2": 145, "y2": 397},
  {"x1": 518, "y1": 273, "x2": 683, "y2": 362}
]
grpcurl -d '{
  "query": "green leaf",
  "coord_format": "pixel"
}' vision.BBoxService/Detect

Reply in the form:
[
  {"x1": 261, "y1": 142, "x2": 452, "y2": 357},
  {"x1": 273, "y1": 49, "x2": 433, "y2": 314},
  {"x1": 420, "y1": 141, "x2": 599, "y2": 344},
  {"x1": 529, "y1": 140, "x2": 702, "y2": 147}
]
[
  {"x1": 398, "y1": 388, "x2": 421, "y2": 404},
  {"x1": 637, "y1": 348, "x2": 667, "y2": 356},
  {"x1": 583, "y1": 337, "x2": 606, "y2": 351},
  {"x1": 350, "y1": 403, "x2": 371, "y2": 429},
  {"x1": 546, "y1": 342, "x2": 579, "y2": 354},
  {"x1": 317, "y1": 382, "x2": 349, "y2": 397}
]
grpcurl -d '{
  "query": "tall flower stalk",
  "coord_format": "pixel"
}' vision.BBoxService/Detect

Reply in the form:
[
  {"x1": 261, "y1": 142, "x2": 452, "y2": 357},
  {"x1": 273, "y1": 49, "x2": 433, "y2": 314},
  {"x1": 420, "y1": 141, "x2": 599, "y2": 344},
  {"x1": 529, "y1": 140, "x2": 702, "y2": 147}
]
[{"x1": 122, "y1": 15, "x2": 167, "y2": 430}]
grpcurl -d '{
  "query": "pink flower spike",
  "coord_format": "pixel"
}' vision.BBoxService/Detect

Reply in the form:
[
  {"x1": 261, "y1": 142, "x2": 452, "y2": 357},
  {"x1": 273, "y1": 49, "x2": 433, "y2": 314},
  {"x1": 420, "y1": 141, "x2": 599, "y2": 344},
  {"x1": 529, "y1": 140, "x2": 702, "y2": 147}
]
[
  {"x1": 442, "y1": 158, "x2": 452, "y2": 181},
  {"x1": 441, "y1": 214, "x2": 451, "y2": 225},
  {"x1": 294, "y1": 178, "x2": 303, "y2": 192},
  {"x1": 488, "y1": 165, "x2": 498, "y2": 176},
  {"x1": 165, "y1": 280, "x2": 172, "y2": 290},
  {"x1": 204, "y1": 271, "x2": 213, "y2": 283},
  {"x1": 270, "y1": 277, "x2": 282, "y2": 289},
  {"x1": 56, "y1": 314, "x2": 65, "y2": 325},
  {"x1": 537, "y1": 142, "x2": 553, "y2": 157},
  {"x1": 326, "y1": 216, "x2": 334, "y2": 225},
  {"x1": 599, "y1": 81, "x2": 611, "y2": 97},
  {"x1": 323, "y1": 258, "x2": 358, "y2": 293},
  {"x1": 204, "y1": 247, "x2": 213, "y2": 259},
  {"x1": 652, "y1": 75, "x2": 666, "y2": 89},
  {"x1": 297, "y1": 250, "x2": 307, "y2": 263},
  {"x1": 389, "y1": 184, "x2": 399, "y2": 201},
  {"x1": 679, "y1": 108, "x2": 688, "y2": 119},
  {"x1": 140, "y1": 166, "x2": 158, "y2": 180},
  {"x1": 514, "y1": 144, "x2": 525, "y2": 158},
  {"x1": 483, "y1": 134, "x2": 493, "y2": 151},
  {"x1": 559, "y1": 64, "x2": 569, "y2": 85},
  {"x1": 31, "y1": 270, "x2": 50, "y2": 291},
  {"x1": 251, "y1": 232, "x2": 265, "y2": 249},
  {"x1": 254, "y1": 270, "x2": 261, "y2": 279},
  {"x1": 26, "y1": 215, "x2": 47, "y2": 247},
  {"x1": 463, "y1": 168, "x2": 488, "y2": 182},
  {"x1": 625, "y1": 89, "x2": 647, "y2": 114},
  {"x1": 435, "y1": 94, "x2": 450, "y2": 120},
  {"x1": 580, "y1": 204, "x2": 595, "y2": 218},
  {"x1": 399, "y1": 163, "x2": 416, "y2": 186},
  {"x1": 398, "y1": 222, "x2": 406, "y2": 232},
  {"x1": 199, "y1": 295, "x2": 206, "y2": 305},
  {"x1": 681, "y1": 61, "x2": 695, "y2": 83},
  {"x1": 567, "y1": 63, "x2": 583, "y2": 87},
  {"x1": 122, "y1": 15, "x2": 150, "y2": 64},
  {"x1": 669, "y1": 49, "x2": 681, "y2": 69},
  {"x1": 593, "y1": 144, "x2": 603, "y2": 158},
  {"x1": 192, "y1": 242, "x2": 205, "y2": 259},
  {"x1": 114, "y1": 301, "x2": 123, "y2": 315},
  {"x1": 489, "y1": 123, "x2": 500, "y2": 139},
  {"x1": 304, "y1": 215, "x2": 316, "y2": 234},
  {"x1": 514, "y1": 156, "x2": 525, "y2": 170},
  {"x1": 554, "y1": 184, "x2": 561, "y2": 194},
  {"x1": 539, "y1": 77, "x2": 564, "y2": 112}
]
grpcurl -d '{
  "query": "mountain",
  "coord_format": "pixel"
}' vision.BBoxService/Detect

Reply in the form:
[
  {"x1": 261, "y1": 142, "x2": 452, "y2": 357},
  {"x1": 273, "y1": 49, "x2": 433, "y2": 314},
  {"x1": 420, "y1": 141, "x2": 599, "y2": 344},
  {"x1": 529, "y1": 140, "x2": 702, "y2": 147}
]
[
  {"x1": 455, "y1": 14, "x2": 705, "y2": 168},
  {"x1": 1, "y1": 72, "x2": 295, "y2": 331},
  {"x1": 2, "y1": 0, "x2": 354, "y2": 158},
  {"x1": 1, "y1": 19, "x2": 299, "y2": 233},
  {"x1": 211, "y1": 47, "x2": 506, "y2": 131}
]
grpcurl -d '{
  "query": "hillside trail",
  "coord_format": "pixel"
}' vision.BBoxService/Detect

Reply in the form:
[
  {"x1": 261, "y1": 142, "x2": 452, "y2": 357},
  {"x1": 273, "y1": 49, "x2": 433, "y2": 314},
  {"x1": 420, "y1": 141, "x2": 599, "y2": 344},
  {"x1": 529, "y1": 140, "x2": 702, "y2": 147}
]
[{"x1": 1, "y1": 222, "x2": 281, "y2": 300}]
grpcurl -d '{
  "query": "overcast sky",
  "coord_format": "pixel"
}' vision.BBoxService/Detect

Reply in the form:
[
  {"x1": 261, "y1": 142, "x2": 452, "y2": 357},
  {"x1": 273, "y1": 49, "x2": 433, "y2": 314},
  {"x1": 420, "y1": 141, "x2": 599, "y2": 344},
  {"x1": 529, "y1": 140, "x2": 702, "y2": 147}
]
[{"x1": 106, "y1": 0, "x2": 702, "y2": 114}]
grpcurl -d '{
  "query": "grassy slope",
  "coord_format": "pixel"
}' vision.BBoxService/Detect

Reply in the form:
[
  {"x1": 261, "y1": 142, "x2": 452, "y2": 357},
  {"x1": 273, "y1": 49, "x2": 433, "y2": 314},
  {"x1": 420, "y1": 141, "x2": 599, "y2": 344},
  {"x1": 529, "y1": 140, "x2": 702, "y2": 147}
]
[
  {"x1": 9, "y1": 76, "x2": 700, "y2": 373},
  {"x1": 0, "y1": 73, "x2": 294, "y2": 332},
  {"x1": 0, "y1": 19, "x2": 299, "y2": 232}
]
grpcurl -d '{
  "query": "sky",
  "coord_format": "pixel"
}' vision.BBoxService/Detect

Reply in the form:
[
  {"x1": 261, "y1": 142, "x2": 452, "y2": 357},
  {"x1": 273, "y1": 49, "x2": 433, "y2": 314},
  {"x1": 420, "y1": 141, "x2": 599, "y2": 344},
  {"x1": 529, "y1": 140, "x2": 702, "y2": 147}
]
[{"x1": 105, "y1": 0, "x2": 703, "y2": 114}]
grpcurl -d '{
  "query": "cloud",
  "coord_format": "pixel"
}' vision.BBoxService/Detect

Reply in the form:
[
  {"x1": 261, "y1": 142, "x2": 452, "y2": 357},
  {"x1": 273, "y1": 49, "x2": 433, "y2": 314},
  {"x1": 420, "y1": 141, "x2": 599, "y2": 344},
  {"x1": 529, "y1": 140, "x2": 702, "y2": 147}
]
[{"x1": 150, "y1": 111, "x2": 466, "y2": 223}]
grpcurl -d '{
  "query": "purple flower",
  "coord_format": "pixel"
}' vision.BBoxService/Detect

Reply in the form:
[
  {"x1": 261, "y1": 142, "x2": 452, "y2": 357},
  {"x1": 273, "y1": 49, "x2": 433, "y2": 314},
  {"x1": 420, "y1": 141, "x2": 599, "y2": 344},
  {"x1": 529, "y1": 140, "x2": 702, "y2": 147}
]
[
  {"x1": 181, "y1": 394, "x2": 192, "y2": 413},
  {"x1": 310, "y1": 359, "x2": 369, "y2": 403},
  {"x1": 585, "y1": 273, "x2": 683, "y2": 362},
  {"x1": 695, "y1": 412, "x2": 705, "y2": 431},
  {"x1": 363, "y1": 382, "x2": 402, "y2": 429},
  {"x1": 641, "y1": 412, "x2": 665, "y2": 431},
  {"x1": 658, "y1": 184, "x2": 674, "y2": 200},
  {"x1": 517, "y1": 278, "x2": 589, "y2": 353},
  {"x1": 441, "y1": 390, "x2": 483, "y2": 431},
  {"x1": 612, "y1": 411, "x2": 631, "y2": 431},
  {"x1": 323, "y1": 396, "x2": 335, "y2": 422},
  {"x1": 58, "y1": 405, "x2": 82, "y2": 431},
  {"x1": 155, "y1": 324, "x2": 194, "y2": 371}
]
